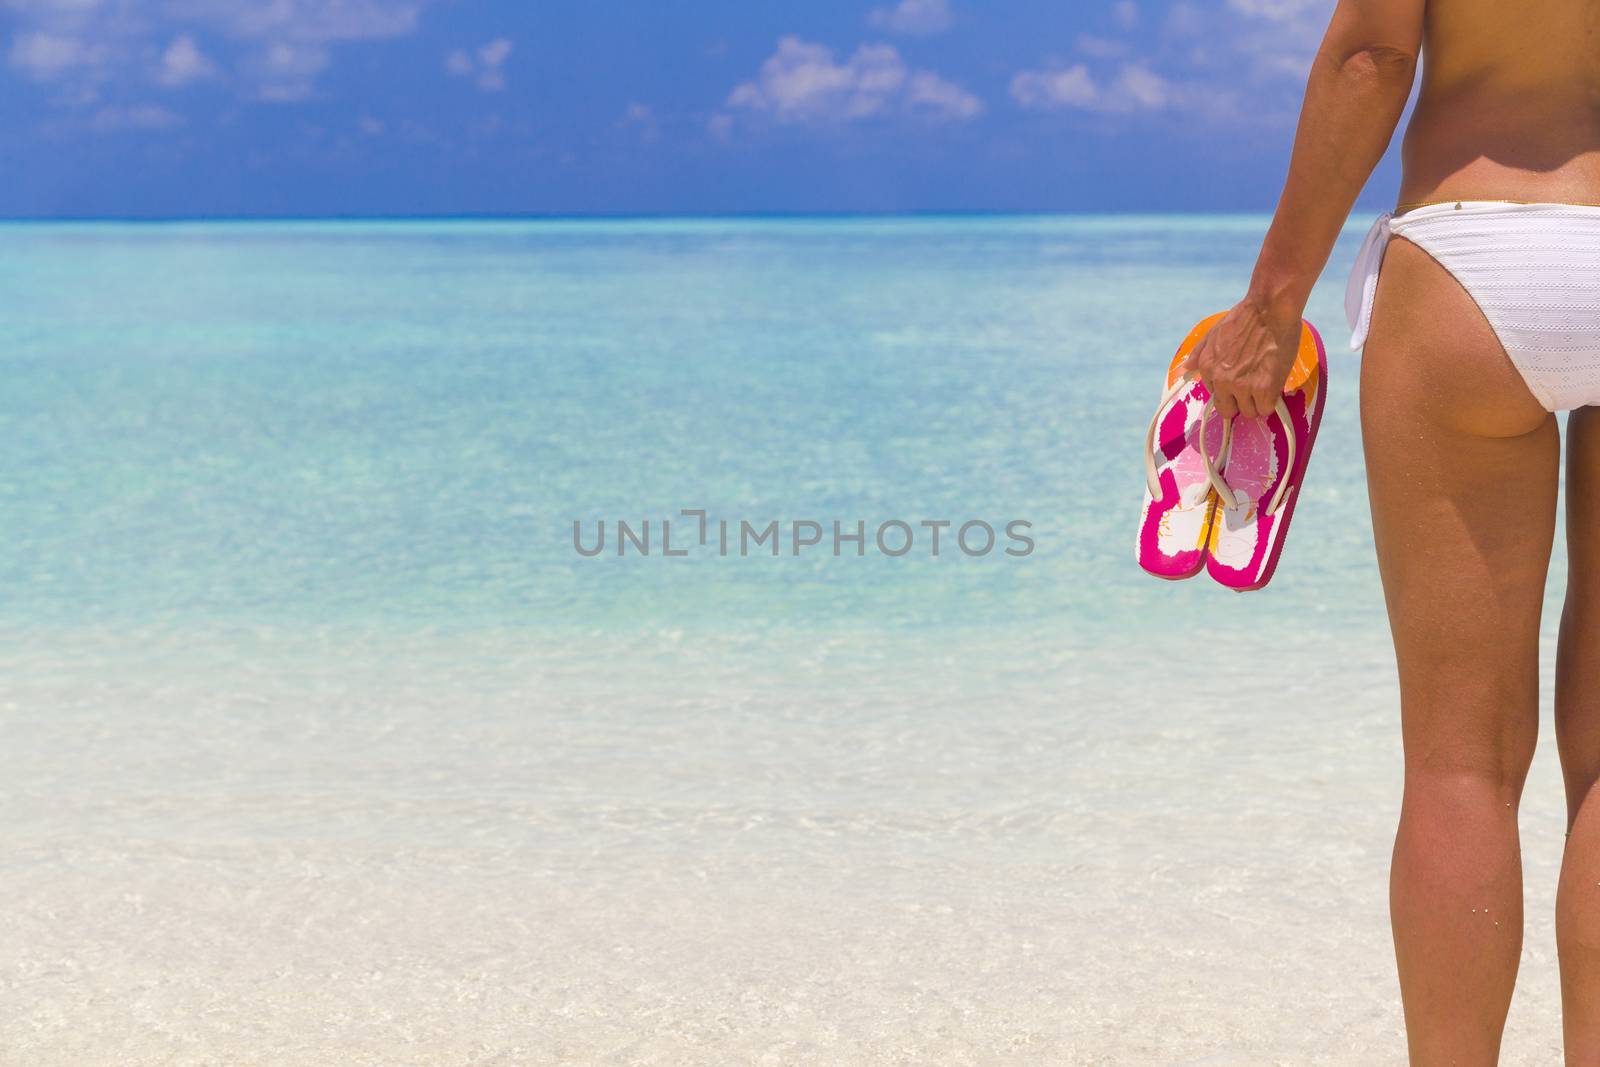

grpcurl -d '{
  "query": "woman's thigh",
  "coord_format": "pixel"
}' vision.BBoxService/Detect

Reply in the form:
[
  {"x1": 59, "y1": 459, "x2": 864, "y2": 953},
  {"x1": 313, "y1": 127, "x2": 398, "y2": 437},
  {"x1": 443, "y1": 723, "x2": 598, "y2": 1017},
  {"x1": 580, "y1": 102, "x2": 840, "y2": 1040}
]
[
  {"x1": 1562, "y1": 408, "x2": 1600, "y2": 633},
  {"x1": 1360, "y1": 237, "x2": 1558, "y2": 768}
]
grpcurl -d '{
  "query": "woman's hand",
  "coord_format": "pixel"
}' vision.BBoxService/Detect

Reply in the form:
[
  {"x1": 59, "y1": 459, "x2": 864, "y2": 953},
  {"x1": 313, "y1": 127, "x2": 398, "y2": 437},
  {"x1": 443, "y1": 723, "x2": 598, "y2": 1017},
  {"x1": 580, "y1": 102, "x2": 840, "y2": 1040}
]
[{"x1": 1190, "y1": 297, "x2": 1304, "y2": 421}]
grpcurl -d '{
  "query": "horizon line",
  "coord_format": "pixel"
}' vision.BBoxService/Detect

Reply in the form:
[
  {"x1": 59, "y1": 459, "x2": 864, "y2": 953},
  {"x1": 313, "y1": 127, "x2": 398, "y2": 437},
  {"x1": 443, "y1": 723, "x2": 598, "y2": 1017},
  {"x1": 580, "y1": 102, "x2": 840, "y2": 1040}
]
[{"x1": 0, "y1": 206, "x2": 1335, "y2": 225}]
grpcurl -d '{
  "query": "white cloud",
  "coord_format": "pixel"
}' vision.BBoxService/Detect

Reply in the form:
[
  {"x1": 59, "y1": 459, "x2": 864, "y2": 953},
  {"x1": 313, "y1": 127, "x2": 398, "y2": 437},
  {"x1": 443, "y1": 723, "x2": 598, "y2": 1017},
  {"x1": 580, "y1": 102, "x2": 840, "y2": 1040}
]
[
  {"x1": 446, "y1": 37, "x2": 513, "y2": 92},
  {"x1": 8, "y1": 30, "x2": 105, "y2": 81},
  {"x1": 479, "y1": 38, "x2": 512, "y2": 65},
  {"x1": 1226, "y1": 0, "x2": 1316, "y2": 18},
  {"x1": 6, "y1": 0, "x2": 435, "y2": 104},
  {"x1": 1007, "y1": 0, "x2": 1319, "y2": 127},
  {"x1": 1194, "y1": 0, "x2": 1324, "y2": 80},
  {"x1": 1161, "y1": 1, "x2": 1209, "y2": 36},
  {"x1": 620, "y1": 101, "x2": 660, "y2": 142},
  {"x1": 1115, "y1": 65, "x2": 1171, "y2": 109},
  {"x1": 90, "y1": 103, "x2": 184, "y2": 132},
  {"x1": 1009, "y1": 65, "x2": 1099, "y2": 110},
  {"x1": 1077, "y1": 34, "x2": 1131, "y2": 59},
  {"x1": 867, "y1": 0, "x2": 953, "y2": 35},
  {"x1": 904, "y1": 69, "x2": 982, "y2": 119},
  {"x1": 250, "y1": 41, "x2": 328, "y2": 101},
  {"x1": 722, "y1": 36, "x2": 980, "y2": 127},
  {"x1": 156, "y1": 34, "x2": 216, "y2": 87},
  {"x1": 1011, "y1": 62, "x2": 1175, "y2": 113},
  {"x1": 165, "y1": 0, "x2": 423, "y2": 44}
]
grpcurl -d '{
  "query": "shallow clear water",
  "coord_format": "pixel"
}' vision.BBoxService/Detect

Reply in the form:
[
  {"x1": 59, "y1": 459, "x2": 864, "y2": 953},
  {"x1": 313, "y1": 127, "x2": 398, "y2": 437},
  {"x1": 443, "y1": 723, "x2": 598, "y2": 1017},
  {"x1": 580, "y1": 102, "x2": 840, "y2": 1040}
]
[{"x1": 0, "y1": 216, "x2": 1575, "y2": 1064}]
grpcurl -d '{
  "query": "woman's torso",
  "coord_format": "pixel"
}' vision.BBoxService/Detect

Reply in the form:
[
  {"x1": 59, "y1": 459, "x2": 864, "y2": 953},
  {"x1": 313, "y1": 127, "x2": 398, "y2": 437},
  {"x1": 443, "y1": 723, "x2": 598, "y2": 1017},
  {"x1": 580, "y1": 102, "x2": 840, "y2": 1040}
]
[{"x1": 1399, "y1": 0, "x2": 1600, "y2": 209}]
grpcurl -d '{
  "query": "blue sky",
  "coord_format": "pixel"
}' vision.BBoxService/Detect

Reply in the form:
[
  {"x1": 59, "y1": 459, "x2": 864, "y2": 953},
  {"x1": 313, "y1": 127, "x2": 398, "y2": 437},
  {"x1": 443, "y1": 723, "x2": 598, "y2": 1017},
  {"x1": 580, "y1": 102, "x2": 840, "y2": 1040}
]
[{"x1": 0, "y1": 0, "x2": 1404, "y2": 217}]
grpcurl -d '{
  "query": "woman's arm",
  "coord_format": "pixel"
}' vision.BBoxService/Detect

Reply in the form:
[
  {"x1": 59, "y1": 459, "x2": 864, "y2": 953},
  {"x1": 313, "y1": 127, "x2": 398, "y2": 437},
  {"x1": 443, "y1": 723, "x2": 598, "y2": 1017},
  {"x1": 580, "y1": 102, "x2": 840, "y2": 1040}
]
[{"x1": 1193, "y1": 0, "x2": 1425, "y2": 421}]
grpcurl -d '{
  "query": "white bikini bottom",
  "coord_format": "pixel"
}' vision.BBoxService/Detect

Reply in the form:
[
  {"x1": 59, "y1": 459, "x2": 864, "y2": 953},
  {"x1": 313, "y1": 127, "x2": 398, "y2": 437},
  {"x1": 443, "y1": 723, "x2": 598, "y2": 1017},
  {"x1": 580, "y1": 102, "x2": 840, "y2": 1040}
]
[{"x1": 1347, "y1": 201, "x2": 1600, "y2": 412}]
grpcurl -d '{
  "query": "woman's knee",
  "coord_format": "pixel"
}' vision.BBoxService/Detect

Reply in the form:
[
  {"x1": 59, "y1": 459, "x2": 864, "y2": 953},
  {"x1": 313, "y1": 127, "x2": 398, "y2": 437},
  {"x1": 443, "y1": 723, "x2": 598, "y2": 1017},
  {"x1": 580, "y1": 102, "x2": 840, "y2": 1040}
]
[
  {"x1": 1401, "y1": 689, "x2": 1539, "y2": 798},
  {"x1": 1557, "y1": 600, "x2": 1600, "y2": 772},
  {"x1": 1404, "y1": 744, "x2": 1535, "y2": 801}
]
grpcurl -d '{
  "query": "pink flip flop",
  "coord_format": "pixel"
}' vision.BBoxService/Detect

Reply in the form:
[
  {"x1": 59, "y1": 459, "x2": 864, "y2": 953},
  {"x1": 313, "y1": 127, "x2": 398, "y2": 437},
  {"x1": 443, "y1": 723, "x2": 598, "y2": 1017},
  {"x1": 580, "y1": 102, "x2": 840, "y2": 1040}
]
[
  {"x1": 1137, "y1": 327, "x2": 1234, "y2": 581},
  {"x1": 1202, "y1": 322, "x2": 1328, "y2": 592}
]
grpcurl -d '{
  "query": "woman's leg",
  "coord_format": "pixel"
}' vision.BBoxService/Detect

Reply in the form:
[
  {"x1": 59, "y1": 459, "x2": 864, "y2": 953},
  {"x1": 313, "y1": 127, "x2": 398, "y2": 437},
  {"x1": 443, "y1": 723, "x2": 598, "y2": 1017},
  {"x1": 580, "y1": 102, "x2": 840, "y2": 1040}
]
[
  {"x1": 1556, "y1": 407, "x2": 1600, "y2": 1062},
  {"x1": 1362, "y1": 237, "x2": 1558, "y2": 1066}
]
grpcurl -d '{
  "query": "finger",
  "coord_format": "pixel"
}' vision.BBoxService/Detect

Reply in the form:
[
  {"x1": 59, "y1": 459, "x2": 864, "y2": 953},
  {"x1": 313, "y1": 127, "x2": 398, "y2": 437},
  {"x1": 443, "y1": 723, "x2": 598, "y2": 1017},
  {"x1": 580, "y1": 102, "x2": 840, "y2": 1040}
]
[
  {"x1": 1214, "y1": 392, "x2": 1238, "y2": 422},
  {"x1": 1256, "y1": 389, "x2": 1280, "y2": 420},
  {"x1": 1236, "y1": 395, "x2": 1260, "y2": 421}
]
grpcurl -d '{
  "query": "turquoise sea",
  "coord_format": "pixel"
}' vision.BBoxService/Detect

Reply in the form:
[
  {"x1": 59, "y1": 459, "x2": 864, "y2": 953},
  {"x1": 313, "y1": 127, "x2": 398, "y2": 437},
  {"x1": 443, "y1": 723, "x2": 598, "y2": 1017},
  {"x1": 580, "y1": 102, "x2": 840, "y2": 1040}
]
[{"x1": 0, "y1": 217, "x2": 1576, "y2": 1064}]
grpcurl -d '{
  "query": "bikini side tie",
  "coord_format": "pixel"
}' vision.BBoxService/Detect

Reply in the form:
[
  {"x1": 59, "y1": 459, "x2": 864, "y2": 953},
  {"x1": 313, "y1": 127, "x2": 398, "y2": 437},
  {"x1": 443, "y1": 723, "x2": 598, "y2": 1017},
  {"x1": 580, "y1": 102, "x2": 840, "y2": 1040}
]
[{"x1": 1346, "y1": 211, "x2": 1395, "y2": 351}]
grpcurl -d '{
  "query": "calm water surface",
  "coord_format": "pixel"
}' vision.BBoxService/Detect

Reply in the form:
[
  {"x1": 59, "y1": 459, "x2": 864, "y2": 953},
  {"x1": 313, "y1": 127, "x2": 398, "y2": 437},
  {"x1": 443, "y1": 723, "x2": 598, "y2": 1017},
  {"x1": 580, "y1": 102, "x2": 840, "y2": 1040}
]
[{"x1": 0, "y1": 217, "x2": 1574, "y2": 1065}]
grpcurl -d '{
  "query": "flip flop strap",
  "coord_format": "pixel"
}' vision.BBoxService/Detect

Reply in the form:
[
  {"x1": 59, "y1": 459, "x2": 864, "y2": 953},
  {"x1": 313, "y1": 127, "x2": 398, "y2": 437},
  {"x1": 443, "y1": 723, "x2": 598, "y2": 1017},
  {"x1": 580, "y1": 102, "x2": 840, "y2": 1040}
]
[
  {"x1": 1143, "y1": 368, "x2": 1196, "y2": 498},
  {"x1": 1144, "y1": 360, "x2": 1235, "y2": 503},
  {"x1": 1199, "y1": 397, "x2": 1297, "y2": 517}
]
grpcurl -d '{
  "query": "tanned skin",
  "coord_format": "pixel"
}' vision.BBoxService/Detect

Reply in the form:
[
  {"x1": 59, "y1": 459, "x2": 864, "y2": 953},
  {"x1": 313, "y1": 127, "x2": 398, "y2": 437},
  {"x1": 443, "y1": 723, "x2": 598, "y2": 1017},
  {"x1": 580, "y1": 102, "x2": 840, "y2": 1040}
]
[{"x1": 1191, "y1": 2, "x2": 1600, "y2": 1063}]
